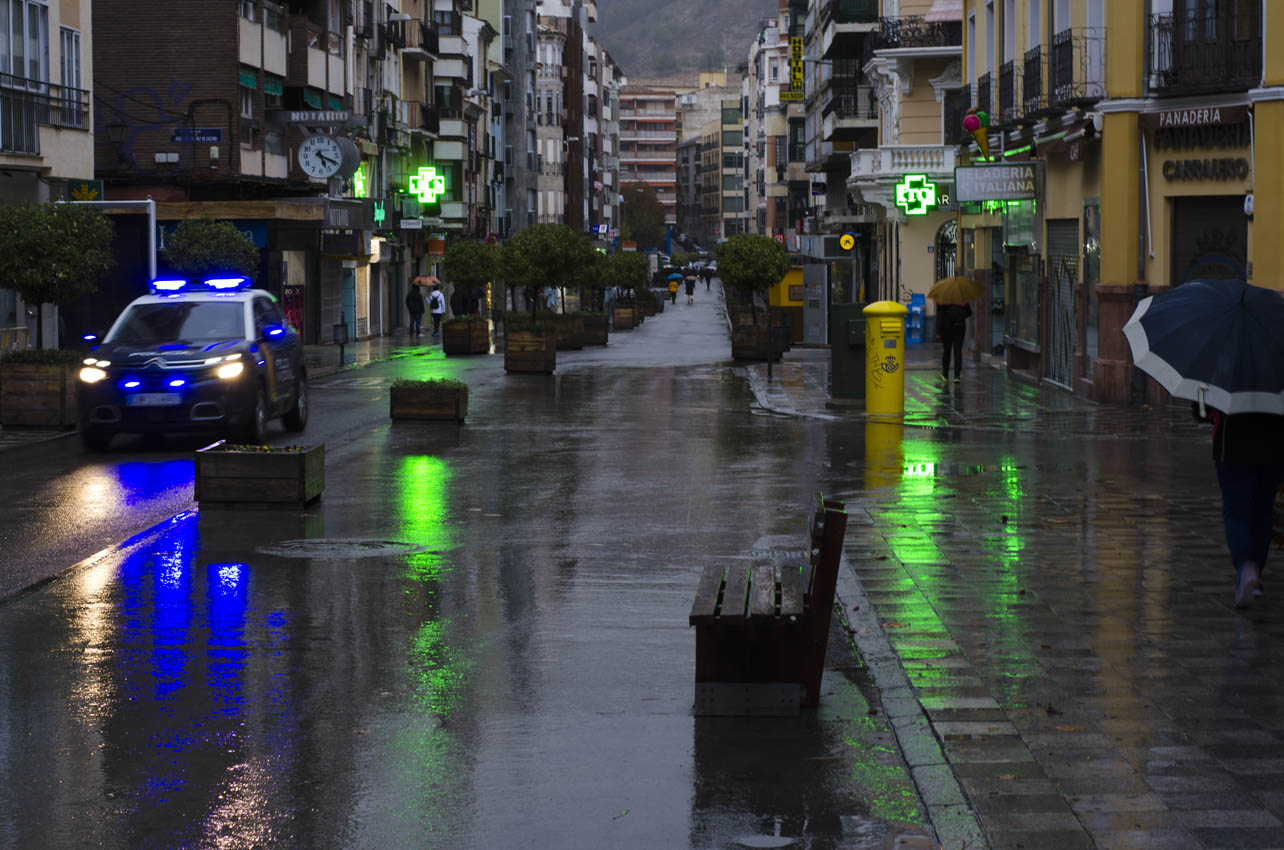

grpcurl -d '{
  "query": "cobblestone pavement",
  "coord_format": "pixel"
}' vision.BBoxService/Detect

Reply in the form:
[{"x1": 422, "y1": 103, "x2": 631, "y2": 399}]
[{"x1": 748, "y1": 347, "x2": 1284, "y2": 850}]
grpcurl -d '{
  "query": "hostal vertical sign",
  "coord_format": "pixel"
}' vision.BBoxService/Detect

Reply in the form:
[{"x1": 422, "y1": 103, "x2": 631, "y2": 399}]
[{"x1": 780, "y1": 37, "x2": 805, "y2": 101}]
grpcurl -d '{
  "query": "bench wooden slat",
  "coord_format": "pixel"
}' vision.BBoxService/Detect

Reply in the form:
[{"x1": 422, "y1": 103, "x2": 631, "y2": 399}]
[
  {"x1": 749, "y1": 564, "x2": 776, "y2": 618},
  {"x1": 720, "y1": 564, "x2": 750, "y2": 623},
  {"x1": 689, "y1": 565, "x2": 726, "y2": 625},
  {"x1": 779, "y1": 565, "x2": 805, "y2": 618}
]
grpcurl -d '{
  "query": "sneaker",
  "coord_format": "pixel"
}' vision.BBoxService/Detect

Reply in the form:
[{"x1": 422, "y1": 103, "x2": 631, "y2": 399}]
[
  {"x1": 1235, "y1": 561, "x2": 1261, "y2": 608},
  {"x1": 1254, "y1": 581, "x2": 1266, "y2": 598}
]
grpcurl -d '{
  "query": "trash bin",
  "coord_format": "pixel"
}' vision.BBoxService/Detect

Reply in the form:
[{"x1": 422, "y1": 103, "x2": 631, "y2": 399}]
[
  {"x1": 863, "y1": 300, "x2": 908, "y2": 415},
  {"x1": 829, "y1": 302, "x2": 865, "y2": 399}
]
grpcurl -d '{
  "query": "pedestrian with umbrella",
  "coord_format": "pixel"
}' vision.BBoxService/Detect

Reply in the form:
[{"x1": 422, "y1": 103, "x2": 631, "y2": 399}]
[
  {"x1": 667, "y1": 272, "x2": 681, "y2": 304},
  {"x1": 1124, "y1": 278, "x2": 1284, "y2": 607},
  {"x1": 928, "y1": 275, "x2": 983, "y2": 383},
  {"x1": 405, "y1": 279, "x2": 426, "y2": 336}
]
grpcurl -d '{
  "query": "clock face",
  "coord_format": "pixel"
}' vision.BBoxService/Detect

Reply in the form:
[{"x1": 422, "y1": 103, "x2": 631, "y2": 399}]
[{"x1": 298, "y1": 134, "x2": 343, "y2": 179}]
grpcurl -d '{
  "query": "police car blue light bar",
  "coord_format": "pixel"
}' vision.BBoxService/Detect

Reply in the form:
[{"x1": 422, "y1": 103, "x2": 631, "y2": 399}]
[
  {"x1": 205, "y1": 277, "x2": 249, "y2": 290},
  {"x1": 151, "y1": 279, "x2": 187, "y2": 291}
]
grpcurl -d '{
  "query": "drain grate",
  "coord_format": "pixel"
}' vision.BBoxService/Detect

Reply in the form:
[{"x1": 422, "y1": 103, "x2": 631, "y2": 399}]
[{"x1": 255, "y1": 539, "x2": 427, "y2": 559}]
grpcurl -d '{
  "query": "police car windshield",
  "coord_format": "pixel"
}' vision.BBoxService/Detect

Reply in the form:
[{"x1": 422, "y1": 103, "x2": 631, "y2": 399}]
[{"x1": 108, "y1": 302, "x2": 247, "y2": 345}]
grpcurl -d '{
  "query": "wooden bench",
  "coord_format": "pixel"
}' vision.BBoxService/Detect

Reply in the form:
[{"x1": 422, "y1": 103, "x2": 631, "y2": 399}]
[{"x1": 689, "y1": 493, "x2": 848, "y2": 716}]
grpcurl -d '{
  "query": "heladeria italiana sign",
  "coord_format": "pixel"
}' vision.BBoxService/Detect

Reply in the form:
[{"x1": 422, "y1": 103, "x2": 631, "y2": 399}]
[{"x1": 954, "y1": 162, "x2": 1043, "y2": 202}]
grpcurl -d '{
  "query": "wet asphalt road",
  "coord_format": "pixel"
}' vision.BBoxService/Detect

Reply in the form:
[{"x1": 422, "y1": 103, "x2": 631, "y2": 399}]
[{"x1": 0, "y1": 291, "x2": 934, "y2": 849}]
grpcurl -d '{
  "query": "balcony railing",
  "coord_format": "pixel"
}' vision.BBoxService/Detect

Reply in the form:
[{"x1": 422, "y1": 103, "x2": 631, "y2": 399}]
[
  {"x1": 878, "y1": 15, "x2": 962, "y2": 49},
  {"x1": 382, "y1": 20, "x2": 405, "y2": 49},
  {"x1": 825, "y1": 0, "x2": 878, "y2": 24},
  {"x1": 1, "y1": 75, "x2": 90, "y2": 154},
  {"x1": 1148, "y1": 9, "x2": 1260, "y2": 96},
  {"x1": 851, "y1": 144, "x2": 958, "y2": 179},
  {"x1": 976, "y1": 72, "x2": 992, "y2": 119},
  {"x1": 824, "y1": 84, "x2": 876, "y2": 120},
  {"x1": 997, "y1": 60, "x2": 1020, "y2": 124},
  {"x1": 403, "y1": 20, "x2": 438, "y2": 55},
  {"x1": 1050, "y1": 27, "x2": 1106, "y2": 106},
  {"x1": 1023, "y1": 44, "x2": 1045, "y2": 114},
  {"x1": 419, "y1": 103, "x2": 440, "y2": 134}
]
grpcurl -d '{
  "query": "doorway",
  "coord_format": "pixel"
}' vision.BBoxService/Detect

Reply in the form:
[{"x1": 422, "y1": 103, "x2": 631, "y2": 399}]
[{"x1": 1170, "y1": 196, "x2": 1247, "y2": 285}]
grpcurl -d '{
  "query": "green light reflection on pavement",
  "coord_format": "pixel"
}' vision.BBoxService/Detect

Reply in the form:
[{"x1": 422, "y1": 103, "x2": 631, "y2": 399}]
[{"x1": 397, "y1": 455, "x2": 454, "y2": 582}]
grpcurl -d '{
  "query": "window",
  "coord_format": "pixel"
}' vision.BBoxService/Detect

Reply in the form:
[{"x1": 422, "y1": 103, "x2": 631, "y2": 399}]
[
  {"x1": 721, "y1": 106, "x2": 741, "y2": 125},
  {"x1": 1027, "y1": 0, "x2": 1040, "y2": 49},
  {"x1": 769, "y1": 59, "x2": 778, "y2": 81},
  {"x1": 985, "y1": 1, "x2": 994, "y2": 76},
  {"x1": 721, "y1": 130, "x2": 742, "y2": 146},
  {"x1": 773, "y1": 134, "x2": 786, "y2": 169},
  {"x1": 722, "y1": 196, "x2": 744, "y2": 213},
  {"x1": 1003, "y1": 0, "x2": 1014, "y2": 61},
  {"x1": 1, "y1": 0, "x2": 49, "y2": 82},
  {"x1": 59, "y1": 26, "x2": 78, "y2": 89},
  {"x1": 968, "y1": 13, "x2": 976, "y2": 80},
  {"x1": 788, "y1": 122, "x2": 805, "y2": 162},
  {"x1": 263, "y1": 74, "x2": 284, "y2": 109},
  {"x1": 240, "y1": 0, "x2": 256, "y2": 21}
]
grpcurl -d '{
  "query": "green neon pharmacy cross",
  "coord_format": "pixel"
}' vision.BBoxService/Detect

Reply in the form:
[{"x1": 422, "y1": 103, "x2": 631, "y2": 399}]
[
  {"x1": 410, "y1": 165, "x2": 447, "y2": 203},
  {"x1": 895, "y1": 174, "x2": 938, "y2": 216}
]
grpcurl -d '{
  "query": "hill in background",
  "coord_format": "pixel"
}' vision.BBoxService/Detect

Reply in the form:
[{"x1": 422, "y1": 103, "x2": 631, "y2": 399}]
[{"x1": 592, "y1": 0, "x2": 778, "y2": 79}]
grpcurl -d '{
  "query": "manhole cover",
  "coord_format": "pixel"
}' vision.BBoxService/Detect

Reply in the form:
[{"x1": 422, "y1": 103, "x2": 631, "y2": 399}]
[{"x1": 255, "y1": 539, "x2": 426, "y2": 559}]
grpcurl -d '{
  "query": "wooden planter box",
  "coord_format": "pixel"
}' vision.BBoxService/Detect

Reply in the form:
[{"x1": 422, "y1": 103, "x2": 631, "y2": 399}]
[
  {"x1": 642, "y1": 299, "x2": 657, "y2": 317},
  {"x1": 613, "y1": 304, "x2": 636, "y2": 330},
  {"x1": 195, "y1": 441, "x2": 325, "y2": 507},
  {"x1": 654, "y1": 296, "x2": 664, "y2": 314},
  {"x1": 582, "y1": 314, "x2": 609, "y2": 346},
  {"x1": 554, "y1": 314, "x2": 585, "y2": 350},
  {"x1": 0, "y1": 362, "x2": 77, "y2": 427},
  {"x1": 441, "y1": 320, "x2": 490, "y2": 355},
  {"x1": 389, "y1": 384, "x2": 468, "y2": 422},
  {"x1": 505, "y1": 329, "x2": 556, "y2": 374}
]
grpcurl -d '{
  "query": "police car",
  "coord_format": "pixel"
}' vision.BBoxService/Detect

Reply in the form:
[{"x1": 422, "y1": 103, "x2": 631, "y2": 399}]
[{"x1": 77, "y1": 276, "x2": 308, "y2": 450}]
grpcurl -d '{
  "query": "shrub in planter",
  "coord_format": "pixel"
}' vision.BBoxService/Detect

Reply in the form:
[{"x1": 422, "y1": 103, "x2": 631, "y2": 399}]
[
  {"x1": 1, "y1": 348, "x2": 83, "y2": 427},
  {"x1": 502, "y1": 311, "x2": 557, "y2": 374},
  {"x1": 441, "y1": 314, "x2": 491, "y2": 355},
  {"x1": 581, "y1": 311, "x2": 609, "y2": 346},
  {"x1": 194, "y1": 440, "x2": 325, "y2": 507},
  {"x1": 389, "y1": 377, "x2": 469, "y2": 422}
]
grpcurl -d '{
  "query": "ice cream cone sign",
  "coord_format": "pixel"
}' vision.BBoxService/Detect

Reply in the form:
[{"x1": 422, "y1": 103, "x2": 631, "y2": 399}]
[{"x1": 963, "y1": 106, "x2": 991, "y2": 162}]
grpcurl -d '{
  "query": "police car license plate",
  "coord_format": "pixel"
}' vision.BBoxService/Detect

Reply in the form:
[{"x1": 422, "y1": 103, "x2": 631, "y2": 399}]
[{"x1": 127, "y1": 393, "x2": 181, "y2": 407}]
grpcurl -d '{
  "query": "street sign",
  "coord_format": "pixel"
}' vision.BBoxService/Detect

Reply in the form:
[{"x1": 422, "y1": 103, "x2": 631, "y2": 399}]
[
  {"x1": 839, "y1": 233, "x2": 855, "y2": 251},
  {"x1": 779, "y1": 91, "x2": 803, "y2": 102},
  {"x1": 954, "y1": 162, "x2": 1042, "y2": 202},
  {"x1": 170, "y1": 127, "x2": 223, "y2": 143}
]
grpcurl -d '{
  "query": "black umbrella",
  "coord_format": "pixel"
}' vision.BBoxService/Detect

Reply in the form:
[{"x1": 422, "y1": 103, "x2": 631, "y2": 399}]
[{"x1": 1123, "y1": 279, "x2": 1284, "y2": 414}]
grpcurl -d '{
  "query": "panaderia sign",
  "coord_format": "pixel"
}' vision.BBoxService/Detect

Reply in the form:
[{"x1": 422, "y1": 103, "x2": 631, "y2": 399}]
[{"x1": 954, "y1": 162, "x2": 1042, "y2": 202}]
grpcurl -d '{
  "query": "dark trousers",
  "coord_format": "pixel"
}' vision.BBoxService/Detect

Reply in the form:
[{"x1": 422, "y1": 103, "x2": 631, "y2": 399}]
[
  {"x1": 431, "y1": 312, "x2": 443, "y2": 335},
  {"x1": 940, "y1": 327, "x2": 964, "y2": 377},
  {"x1": 1215, "y1": 460, "x2": 1284, "y2": 573},
  {"x1": 409, "y1": 313, "x2": 423, "y2": 335}
]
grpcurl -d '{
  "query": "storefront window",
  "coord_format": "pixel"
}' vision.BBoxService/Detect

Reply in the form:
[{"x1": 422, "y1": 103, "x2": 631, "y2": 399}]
[
  {"x1": 1006, "y1": 254, "x2": 1040, "y2": 348},
  {"x1": 1083, "y1": 202, "x2": 1100, "y2": 377}
]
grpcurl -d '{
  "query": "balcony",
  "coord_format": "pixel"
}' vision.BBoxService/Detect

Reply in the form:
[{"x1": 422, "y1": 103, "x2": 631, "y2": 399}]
[
  {"x1": 382, "y1": 20, "x2": 405, "y2": 49},
  {"x1": 402, "y1": 21, "x2": 438, "y2": 59},
  {"x1": 1148, "y1": 9, "x2": 1258, "y2": 97},
  {"x1": 1, "y1": 75, "x2": 90, "y2": 154},
  {"x1": 997, "y1": 60, "x2": 1021, "y2": 125},
  {"x1": 821, "y1": 0, "x2": 878, "y2": 59},
  {"x1": 822, "y1": 84, "x2": 877, "y2": 142},
  {"x1": 850, "y1": 144, "x2": 957, "y2": 181},
  {"x1": 944, "y1": 85, "x2": 970, "y2": 145},
  {"x1": 1049, "y1": 27, "x2": 1106, "y2": 106},
  {"x1": 410, "y1": 102, "x2": 440, "y2": 136},
  {"x1": 975, "y1": 72, "x2": 992, "y2": 119},
  {"x1": 1023, "y1": 44, "x2": 1046, "y2": 115},
  {"x1": 877, "y1": 15, "x2": 962, "y2": 52}
]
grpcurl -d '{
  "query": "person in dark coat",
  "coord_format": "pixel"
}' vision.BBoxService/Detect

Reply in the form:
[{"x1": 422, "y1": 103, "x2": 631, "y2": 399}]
[
  {"x1": 701, "y1": 266, "x2": 712, "y2": 291},
  {"x1": 405, "y1": 283, "x2": 425, "y2": 336},
  {"x1": 1196, "y1": 405, "x2": 1284, "y2": 607},
  {"x1": 936, "y1": 302, "x2": 971, "y2": 382}
]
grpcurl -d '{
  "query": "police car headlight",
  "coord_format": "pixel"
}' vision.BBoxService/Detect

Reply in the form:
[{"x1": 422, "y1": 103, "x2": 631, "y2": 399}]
[
  {"x1": 215, "y1": 361, "x2": 245, "y2": 380},
  {"x1": 78, "y1": 366, "x2": 108, "y2": 383}
]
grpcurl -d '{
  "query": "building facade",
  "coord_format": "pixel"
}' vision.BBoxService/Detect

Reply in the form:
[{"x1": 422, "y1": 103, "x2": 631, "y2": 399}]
[{"x1": 618, "y1": 85, "x2": 678, "y2": 225}]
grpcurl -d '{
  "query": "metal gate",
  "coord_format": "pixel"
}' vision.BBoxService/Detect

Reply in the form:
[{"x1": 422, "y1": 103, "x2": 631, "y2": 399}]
[{"x1": 1046, "y1": 220, "x2": 1079, "y2": 389}]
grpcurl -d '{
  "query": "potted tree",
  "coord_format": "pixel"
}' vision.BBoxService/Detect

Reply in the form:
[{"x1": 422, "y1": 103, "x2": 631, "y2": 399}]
[
  {"x1": 441, "y1": 240, "x2": 496, "y2": 354},
  {"x1": 717, "y1": 234, "x2": 791, "y2": 362},
  {"x1": 162, "y1": 217, "x2": 260, "y2": 280},
  {"x1": 195, "y1": 441, "x2": 325, "y2": 507},
  {"x1": 501, "y1": 224, "x2": 598, "y2": 372},
  {"x1": 0, "y1": 202, "x2": 115, "y2": 427},
  {"x1": 389, "y1": 377, "x2": 468, "y2": 422}
]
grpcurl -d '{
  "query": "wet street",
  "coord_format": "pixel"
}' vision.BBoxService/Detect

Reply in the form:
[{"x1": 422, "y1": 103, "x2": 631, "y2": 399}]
[{"x1": 2, "y1": 288, "x2": 1283, "y2": 850}]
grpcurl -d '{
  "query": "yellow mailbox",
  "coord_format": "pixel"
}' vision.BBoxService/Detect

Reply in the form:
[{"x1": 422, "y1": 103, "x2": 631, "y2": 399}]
[{"x1": 863, "y1": 300, "x2": 909, "y2": 415}]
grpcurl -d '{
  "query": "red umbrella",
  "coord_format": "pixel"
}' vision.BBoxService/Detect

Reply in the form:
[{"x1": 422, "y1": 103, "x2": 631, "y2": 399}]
[{"x1": 413, "y1": 275, "x2": 440, "y2": 286}]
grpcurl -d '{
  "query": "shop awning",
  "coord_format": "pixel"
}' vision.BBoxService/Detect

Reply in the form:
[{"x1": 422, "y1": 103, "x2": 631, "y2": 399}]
[
  {"x1": 303, "y1": 89, "x2": 323, "y2": 108},
  {"x1": 925, "y1": 0, "x2": 962, "y2": 22},
  {"x1": 328, "y1": 95, "x2": 343, "y2": 110},
  {"x1": 263, "y1": 76, "x2": 284, "y2": 96},
  {"x1": 239, "y1": 70, "x2": 258, "y2": 89}
]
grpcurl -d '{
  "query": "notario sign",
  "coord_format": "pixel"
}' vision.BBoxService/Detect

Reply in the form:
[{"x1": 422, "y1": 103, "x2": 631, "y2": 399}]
[{"x1": 954, "y1": 162, "x2": 1042, "y2": 202}]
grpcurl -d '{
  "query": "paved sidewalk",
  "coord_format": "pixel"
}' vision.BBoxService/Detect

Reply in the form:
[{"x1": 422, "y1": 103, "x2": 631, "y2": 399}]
[{"x1": 746, "y1": 346, "x2": 1284, "y2": 850}]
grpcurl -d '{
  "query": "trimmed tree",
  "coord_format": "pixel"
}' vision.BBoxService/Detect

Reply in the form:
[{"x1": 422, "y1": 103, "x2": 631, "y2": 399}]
[
  {"x1": 605, "y1": 250, "x2": 649, "y2": 301},
  {"x1": 501, "y1": 223, "x2": 599, "y2": 315},
  {"x1": 620, "y1": 182, "x2": 667, "y2": 251},
  {"x1": 0, "y1": 202, "x2": 115, "y2": 348},
  {"x1": 716, "y1": 233, "x2": 790, "y2": 326},
  {"x1": 162, "y1": 218, "x2": 260, "y2": 278},
  {"x1": 443, "y1": 240, "x2": 497, "y2": 315}
]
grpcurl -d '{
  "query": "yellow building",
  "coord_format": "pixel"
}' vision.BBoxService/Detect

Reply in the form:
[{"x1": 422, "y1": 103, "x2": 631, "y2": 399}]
[{"x1": 958, "y1": 0, "x2": 1275, "y2": 402}]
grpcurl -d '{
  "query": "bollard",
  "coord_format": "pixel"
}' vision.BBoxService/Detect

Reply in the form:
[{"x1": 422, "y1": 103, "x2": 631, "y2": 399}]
[{"x1": 862, "y1": 300, "x2": 908, "y2": 415}]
